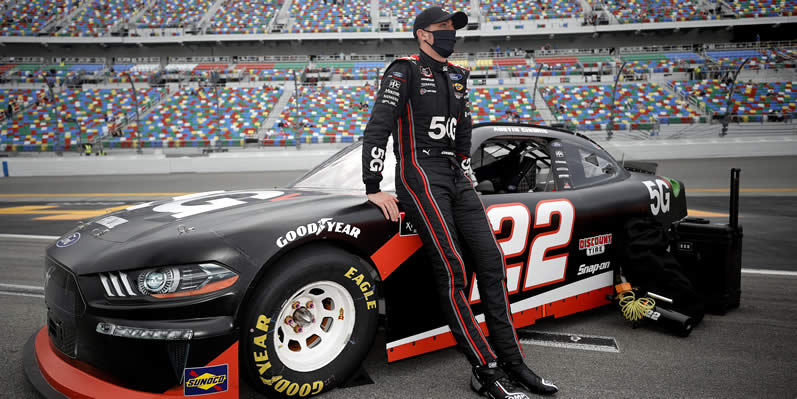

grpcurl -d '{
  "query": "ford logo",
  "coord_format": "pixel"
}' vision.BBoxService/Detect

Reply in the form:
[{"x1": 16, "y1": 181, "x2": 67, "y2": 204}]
[{"x1": 56, "y1": 232, "x2": 81, "y2": 248}]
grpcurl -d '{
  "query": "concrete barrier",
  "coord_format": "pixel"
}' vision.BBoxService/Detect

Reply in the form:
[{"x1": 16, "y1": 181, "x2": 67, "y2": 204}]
[
  {"x1": 2, "y1": 149, "x2": 338, "y2": 177},
  {"x1": 2, "y1": 136, "x2": 796, "y2": 177}
]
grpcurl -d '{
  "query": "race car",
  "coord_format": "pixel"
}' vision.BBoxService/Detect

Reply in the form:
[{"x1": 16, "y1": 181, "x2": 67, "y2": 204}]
[{"x1": 25, "y1": 122, "x2": 687, "y2": 399}]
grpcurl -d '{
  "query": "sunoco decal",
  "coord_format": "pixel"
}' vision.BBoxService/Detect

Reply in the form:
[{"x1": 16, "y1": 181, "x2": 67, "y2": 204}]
[
  {"x1": 579, "y1": 233, "x2": 612, "y2": 256},
  {"x1": 277, "y1": 218, "x2": 361, "y2": 248},
  {"x1": 184, "y1": 364, "x2": 228, "y2": 395}
]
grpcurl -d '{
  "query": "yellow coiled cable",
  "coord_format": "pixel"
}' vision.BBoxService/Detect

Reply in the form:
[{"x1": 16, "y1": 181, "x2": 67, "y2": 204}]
[{"x1": 618, "y1": 290, "x2": 655, "y2": 321}]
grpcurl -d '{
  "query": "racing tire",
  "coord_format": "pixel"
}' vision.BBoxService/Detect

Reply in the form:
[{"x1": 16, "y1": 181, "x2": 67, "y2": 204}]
[{"x1": 240, "y1": 244, "x2": 379, "y2": 398}]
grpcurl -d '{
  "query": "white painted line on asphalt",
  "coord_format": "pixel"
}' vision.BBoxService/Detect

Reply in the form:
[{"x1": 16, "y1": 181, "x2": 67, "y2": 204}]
[
  {"x1": 742, "y1": 268, "x2": 797, "y2": 277},
  {"x1": 0, "y1": 233, "x2": 59, "y2": 240},
  {"x1": 0, "y1": 291, "x2": 44, "y2": 298}
]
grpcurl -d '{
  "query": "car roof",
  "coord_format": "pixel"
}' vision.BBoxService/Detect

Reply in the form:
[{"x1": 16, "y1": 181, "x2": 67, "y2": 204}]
[{"x1": 472, "y1": 122, "x2": 604, "y2": 151}]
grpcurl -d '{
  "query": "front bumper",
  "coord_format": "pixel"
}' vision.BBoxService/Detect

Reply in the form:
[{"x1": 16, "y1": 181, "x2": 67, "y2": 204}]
[
  {"x1": 43, "y1": 259, "x2": 241, "y2": 393},
  {"x1": 24, "y1": 327, "x2": 240, "y2": 398}
]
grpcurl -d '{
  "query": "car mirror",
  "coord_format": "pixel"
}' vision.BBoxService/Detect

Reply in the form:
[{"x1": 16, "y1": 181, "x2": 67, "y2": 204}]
[{"x1": 476, "y1": 180, "x2": 495, "y2": 194}]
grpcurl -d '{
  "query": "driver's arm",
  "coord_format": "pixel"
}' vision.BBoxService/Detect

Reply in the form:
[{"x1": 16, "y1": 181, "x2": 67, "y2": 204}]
[
  {"x1": 362, "y1": 61, "x2": 411, "y2": 194},
  {"x1": 454, "y1": 71, "x2": 475, "y2": 181}
]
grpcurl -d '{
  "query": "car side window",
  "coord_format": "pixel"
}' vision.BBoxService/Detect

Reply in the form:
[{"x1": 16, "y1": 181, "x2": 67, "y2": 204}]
[
  {"x1": 563, "y1": 142, "x2": 621, "y2": 189},
  {"x1": 472, "y1": 137, "x2": 554, "y2": 194}
]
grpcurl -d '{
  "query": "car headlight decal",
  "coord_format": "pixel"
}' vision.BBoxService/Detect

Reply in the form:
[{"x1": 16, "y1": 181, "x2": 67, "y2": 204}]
[{"x1": 98, "y1": 263, "x2": 238, "y2": 299}]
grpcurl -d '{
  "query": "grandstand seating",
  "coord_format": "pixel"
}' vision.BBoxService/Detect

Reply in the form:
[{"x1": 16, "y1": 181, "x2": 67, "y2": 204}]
[
  {"x1": 620, "y1": 53, "x2": 704, "y2": 73},
  {"x1": 270, "y1": 85, "x2": 373, "y2": 145},
  {"x1": 603, "y1": 0, "x2": 710, "y2": 23},
  {"x1": 59, "y1": 0, "x2": 140, "y2": 37},
  {"x1": 207, "y1": 0, "x2": 281, "y2": 34},
  {"x1": 235, "y1": 62, "x2": 307, "y2": 81},
  {"x1": 1, "y1": 88, "x2": 165, "y2": 151},
  {"x1": 728, "y1": 0, "x2": 797, "y2": 17},
  {"x1": 704, "y1": 50, "x2": 785, "y2": 70},
  {"x1": 124, "y1": 86, "x2": 282, "y2": 148},
  {"x1": 671, "y1": 80, "x2": 796, "y2": 121},
  {"x1": 137, "y1": 0, "x2": 214, "y2": 28},
  {"x1": 541, "y1": 83, "x2": 703, "y2": 130},
  {"x1": 380, "y1": 0, "x2": 470, "y2": 32},
  {"x1": 0, "y1": 0, "x2": 78, "y2": 36},
  {"x1": 481, "y1": 0, "x2": 582, "y2": 21},
  {"x1": 534, "y1": 57, "x2": 583, "y2": 76},
  {"x1": 470, "y1": 87, "x2": 543, "y2": 123},
  {"x1": 289, "y1": 0, "x2": 371, "y2": 33},
  {"x1": 315, "y1": 61, "x2": 384, "y2": 80},
  {"x1": 0, "y1": 89, "x2": 42, "y2": 123},
  {"x1": 108, "y1": 63, "x2": 160, "y2": 83}
]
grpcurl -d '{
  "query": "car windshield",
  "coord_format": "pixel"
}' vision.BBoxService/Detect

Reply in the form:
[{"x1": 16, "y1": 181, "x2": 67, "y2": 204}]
[{"x1": 291, "y1": 139, "x2": 397, "y2": 192}]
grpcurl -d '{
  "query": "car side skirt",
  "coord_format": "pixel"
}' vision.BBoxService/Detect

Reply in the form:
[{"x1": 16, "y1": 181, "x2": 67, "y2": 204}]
[{"x1": 385, "y1": 271, "x2": 613, "y2": 362}]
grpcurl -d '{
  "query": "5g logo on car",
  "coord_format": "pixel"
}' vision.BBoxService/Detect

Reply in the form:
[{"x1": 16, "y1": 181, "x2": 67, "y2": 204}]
[
  {"x1": 428, "y1": 116, "x2": 457, "y2": 140},
  {"x1": 643, "y1": 178, "x2": 671, "y2": 216},
  {"x1": 469, "y1": 199, "x2": 575, "y2": 302}
]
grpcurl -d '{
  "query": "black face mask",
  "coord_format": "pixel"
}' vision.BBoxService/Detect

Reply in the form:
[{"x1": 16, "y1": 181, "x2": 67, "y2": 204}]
[{"x1": 423, "y1": 29, "x2": 456, "y2": 58}]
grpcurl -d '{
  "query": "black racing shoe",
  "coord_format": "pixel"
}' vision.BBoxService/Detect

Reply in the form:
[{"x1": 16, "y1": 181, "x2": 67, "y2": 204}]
[
  {"x1": 471, "y1": 362, "x2": 533, "y2": 399},
  {"x1": 500, "y1": 361, "x2": 559, "y2": 395}
]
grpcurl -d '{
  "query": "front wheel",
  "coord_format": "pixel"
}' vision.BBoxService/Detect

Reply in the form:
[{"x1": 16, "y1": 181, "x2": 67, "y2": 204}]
[{"x1": 240, "y1": 245, "x2": 379, "y2": 398}]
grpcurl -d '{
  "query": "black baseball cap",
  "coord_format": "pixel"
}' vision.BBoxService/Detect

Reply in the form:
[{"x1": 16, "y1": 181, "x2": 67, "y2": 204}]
[{"x1": 412, "y1": 7, "x2": 468, "y2": 38}]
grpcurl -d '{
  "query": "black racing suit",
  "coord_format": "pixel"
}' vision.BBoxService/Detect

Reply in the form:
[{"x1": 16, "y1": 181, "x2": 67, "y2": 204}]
[{"x1": 362, "y1": 51, "x2": 524, "y2": 367}]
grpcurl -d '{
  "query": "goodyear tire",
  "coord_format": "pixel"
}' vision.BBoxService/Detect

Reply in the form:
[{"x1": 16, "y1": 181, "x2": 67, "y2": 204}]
[{"x1": 241, "y1": 245, "x2": 379, "y2": 398}]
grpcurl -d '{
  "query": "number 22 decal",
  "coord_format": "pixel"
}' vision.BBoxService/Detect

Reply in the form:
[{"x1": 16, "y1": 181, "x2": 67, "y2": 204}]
[{"x1": 470, "y1": 199, "x2": 574, "y2": 302}]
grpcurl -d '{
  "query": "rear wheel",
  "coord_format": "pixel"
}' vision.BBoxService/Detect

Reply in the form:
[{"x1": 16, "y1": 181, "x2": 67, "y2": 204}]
[{"x1": 240, "y1": 245, "x2": 379, "y2": 398}]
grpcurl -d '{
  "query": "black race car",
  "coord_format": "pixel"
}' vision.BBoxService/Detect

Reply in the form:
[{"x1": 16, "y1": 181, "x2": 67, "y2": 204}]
[{"x1": 25, "y1": 123, "x2": 687, "y2": 399}]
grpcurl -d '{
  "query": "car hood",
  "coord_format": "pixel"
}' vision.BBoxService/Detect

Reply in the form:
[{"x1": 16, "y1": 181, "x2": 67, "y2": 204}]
[{"x1": 78, "y1": 188, "x2": 363, "y2": 244}]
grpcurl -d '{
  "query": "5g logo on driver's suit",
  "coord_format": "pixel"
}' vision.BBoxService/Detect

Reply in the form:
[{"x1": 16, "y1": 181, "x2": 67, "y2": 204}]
[
  {"x1": 369, "y1": 147, "x2": 386, "y2": 172},
  {"x1": 428, "y1": 116, "x2": 457, "y2": 140}
]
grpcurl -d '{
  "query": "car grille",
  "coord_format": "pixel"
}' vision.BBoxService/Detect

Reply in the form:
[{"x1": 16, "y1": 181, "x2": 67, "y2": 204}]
[
  {"x1": 44, "y1": 258, "x2": 85, "y2": 358},
  {"x1": 99, "y1": 271, "x2": 139, "y2": 297}
]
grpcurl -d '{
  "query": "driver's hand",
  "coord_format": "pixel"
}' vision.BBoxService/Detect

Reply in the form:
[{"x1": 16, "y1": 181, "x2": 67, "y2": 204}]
[{"x1": 367, "y1": 192, "x2": 399, "y2": 222}]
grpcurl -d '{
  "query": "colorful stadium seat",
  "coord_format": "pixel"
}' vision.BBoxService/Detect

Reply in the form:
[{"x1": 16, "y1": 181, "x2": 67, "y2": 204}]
[
  {"x1": 125, "y1": 86, "x2": 282, "y2": 148},
  {"x1": 59, "y1": 0, "x2": 141, "y2": 37},
  {"x1": 207, "y1": 0, "x2": 282, "y2": 34},
  {"x1": 272, "y1": 85, "x2": 374, "y2": 145},
  {"x1": 137, "y1": 0, "x2": 214, "y2": 28},
  {"x1": 289, "y1": 0, "x2": 371, "y2": 33},
  {"x1": 380, "y1": 0, "x2": 470, "y2": 32},
  {"x1": 481, "y1": 0, "x2": 582, "y2": 21},
  {"x1": 604, "y1": 0, "x2": 708, "y2": 23},
  {"x1": 469, "y1": 87, "x2": 543, "y2": 123},
  {"x1": 706, "y1": 50, "x2": 768, "y2": 70},
  {"x1": 0, "y1": 0, "x2": 78, "y2": 36},
  {"x1": 728, "y1": 0, "x2": 797, "y2": 17},
  {"x1": 541, "y1": 83, "x2": 703, "y2": 130},
  {"x1": 235, "y1": 62, "x2": 307, "y2": 81},
  {"x1": 1, "y1": 88, "x2": 165, "y2": 151},
  {"x1": 671, "y1": 80, "x2": 796, "y2": 121}
]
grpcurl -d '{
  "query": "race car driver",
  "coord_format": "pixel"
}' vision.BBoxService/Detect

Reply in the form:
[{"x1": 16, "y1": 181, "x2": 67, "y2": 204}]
[{"x1": 361, "y1": 6, "x2": 559, "y2": 399}]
